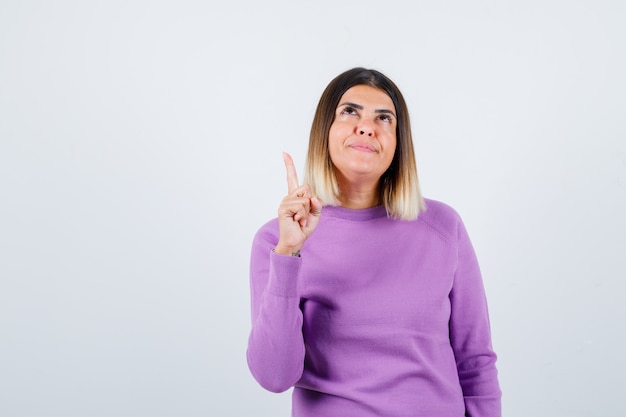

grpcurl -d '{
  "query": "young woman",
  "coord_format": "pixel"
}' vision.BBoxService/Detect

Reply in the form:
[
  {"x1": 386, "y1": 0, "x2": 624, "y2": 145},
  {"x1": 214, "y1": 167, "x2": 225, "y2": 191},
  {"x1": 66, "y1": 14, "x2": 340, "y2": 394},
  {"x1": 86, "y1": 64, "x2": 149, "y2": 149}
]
[{"x1": 247, "y1": 67, "x2": 501, "y2": 417}]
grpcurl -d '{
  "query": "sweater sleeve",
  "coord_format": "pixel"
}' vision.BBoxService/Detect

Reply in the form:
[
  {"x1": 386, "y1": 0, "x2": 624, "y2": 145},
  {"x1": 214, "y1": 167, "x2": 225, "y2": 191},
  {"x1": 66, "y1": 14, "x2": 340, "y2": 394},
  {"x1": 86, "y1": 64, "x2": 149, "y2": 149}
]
[
  {"x1": 246, "y1": 224, "x2": 306, "y2": 393},
  {"x1": 449, "y1": 217, "x2": 502, "y2": 417}
]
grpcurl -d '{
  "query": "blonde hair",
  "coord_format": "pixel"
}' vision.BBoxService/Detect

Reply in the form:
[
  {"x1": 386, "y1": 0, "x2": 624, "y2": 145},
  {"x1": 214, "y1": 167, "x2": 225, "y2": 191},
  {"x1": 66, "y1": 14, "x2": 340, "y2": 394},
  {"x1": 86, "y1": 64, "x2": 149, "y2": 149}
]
[{"x1": 304, "y1": 67, "x2": 425, "y2": 220}]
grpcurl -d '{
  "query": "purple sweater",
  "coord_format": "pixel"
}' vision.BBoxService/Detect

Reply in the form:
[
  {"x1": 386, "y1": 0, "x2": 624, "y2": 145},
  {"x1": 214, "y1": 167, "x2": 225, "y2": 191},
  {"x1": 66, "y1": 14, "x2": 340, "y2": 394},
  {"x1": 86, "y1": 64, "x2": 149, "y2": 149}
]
[{"x1": 247, "y1": 199, "x2": 501, "y2": 417}]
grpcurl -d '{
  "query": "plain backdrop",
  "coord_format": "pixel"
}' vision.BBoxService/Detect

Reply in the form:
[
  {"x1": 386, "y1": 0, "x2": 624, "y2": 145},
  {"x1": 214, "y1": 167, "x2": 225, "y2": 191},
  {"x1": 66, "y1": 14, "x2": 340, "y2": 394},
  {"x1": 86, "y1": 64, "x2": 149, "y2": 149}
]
[{"x1": 1, "y1": 1, "x2": 625, "y2": 416}]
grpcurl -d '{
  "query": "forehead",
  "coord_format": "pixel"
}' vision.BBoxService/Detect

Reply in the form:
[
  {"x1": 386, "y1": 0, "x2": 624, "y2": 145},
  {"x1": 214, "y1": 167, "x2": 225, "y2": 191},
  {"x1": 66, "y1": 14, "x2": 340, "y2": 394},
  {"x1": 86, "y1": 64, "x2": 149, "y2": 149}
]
[{"x1": 338, "y1": 85, "x2": 395, "y2": 110}]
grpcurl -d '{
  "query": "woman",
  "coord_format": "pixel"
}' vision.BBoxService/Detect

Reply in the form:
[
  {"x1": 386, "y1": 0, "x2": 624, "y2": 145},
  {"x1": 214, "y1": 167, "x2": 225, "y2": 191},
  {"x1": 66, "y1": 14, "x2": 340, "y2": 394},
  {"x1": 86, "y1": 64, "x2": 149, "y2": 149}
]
[{"x1": 247, "y1": 67, "x2": 501, "y2": 416}]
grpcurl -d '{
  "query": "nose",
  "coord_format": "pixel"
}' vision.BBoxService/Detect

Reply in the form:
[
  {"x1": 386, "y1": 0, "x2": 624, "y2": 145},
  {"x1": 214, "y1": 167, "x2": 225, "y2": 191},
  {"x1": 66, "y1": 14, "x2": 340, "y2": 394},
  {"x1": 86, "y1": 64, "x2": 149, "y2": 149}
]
[{"x1": 357, "y1": 121, "x2": 374, "y2": 137}]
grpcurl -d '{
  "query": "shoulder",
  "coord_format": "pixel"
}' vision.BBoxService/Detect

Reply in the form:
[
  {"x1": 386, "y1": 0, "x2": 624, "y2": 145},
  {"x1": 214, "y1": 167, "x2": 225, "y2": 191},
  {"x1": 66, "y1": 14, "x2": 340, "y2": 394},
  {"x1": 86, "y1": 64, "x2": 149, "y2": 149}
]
[
  {"x1": 417, "y1": 198, "x2": 464, "y2": 242},
  {"x1": 253, "y1": 217, "x2": 280, "y2": 247}
]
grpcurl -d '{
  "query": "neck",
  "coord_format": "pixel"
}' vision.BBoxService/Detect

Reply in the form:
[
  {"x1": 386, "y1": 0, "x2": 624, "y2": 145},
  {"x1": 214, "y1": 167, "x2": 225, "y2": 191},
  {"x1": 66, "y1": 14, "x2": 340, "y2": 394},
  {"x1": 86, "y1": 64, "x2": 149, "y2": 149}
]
[{"x1": 336, "y1": 176, "x2": 381, "y2": 210}]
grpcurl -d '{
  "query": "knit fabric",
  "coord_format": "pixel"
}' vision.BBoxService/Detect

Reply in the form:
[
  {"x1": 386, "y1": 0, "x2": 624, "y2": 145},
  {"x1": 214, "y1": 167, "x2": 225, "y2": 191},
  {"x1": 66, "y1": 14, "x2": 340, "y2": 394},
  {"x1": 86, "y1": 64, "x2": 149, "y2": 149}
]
[{"x1": 247, "y1": 199, "x2": 501, "y2": 417}]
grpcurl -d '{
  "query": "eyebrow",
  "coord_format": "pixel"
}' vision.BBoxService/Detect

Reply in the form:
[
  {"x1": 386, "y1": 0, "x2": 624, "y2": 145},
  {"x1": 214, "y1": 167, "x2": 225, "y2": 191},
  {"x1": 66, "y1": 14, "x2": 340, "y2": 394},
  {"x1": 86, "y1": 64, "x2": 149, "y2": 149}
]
[{"x1": 338, "y1": 101, "x2": 397, "y2": 118}]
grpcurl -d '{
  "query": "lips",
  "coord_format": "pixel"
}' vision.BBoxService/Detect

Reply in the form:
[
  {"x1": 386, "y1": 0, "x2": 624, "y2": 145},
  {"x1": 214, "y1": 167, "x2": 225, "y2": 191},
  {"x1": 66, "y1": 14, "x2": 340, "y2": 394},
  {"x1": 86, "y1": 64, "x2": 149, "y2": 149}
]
[{"x1": 348, "y1": 142, "x2": 377, "y2": 153}]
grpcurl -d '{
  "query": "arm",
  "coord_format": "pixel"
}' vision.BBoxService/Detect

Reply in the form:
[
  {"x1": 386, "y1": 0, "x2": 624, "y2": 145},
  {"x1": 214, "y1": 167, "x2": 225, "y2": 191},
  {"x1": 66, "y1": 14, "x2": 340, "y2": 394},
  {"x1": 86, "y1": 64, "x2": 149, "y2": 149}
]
[
  {"x1": 449, "y1": 218, "x2": 502, "y2": 417},
  {"x1": 246, "y1": 226, "x2": 306, "y2": 392},
  {"x1": 246, "y1": 153, "x2": 323, "y2": 393}
]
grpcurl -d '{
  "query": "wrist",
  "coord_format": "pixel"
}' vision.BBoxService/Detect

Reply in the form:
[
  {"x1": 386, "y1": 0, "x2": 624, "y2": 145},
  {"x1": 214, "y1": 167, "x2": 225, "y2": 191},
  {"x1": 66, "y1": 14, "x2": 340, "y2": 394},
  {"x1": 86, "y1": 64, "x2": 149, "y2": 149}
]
[{"x1": 273, "y1": 246, "x2": 302, "y2": 257}]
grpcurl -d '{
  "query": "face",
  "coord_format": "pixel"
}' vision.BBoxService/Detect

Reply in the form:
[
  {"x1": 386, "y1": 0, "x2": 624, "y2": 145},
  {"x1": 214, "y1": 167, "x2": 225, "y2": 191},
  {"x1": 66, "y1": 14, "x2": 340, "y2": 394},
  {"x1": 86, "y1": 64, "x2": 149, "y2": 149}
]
[{"x1": 328, "y1": 85, "x2": 397, "y2": 186}]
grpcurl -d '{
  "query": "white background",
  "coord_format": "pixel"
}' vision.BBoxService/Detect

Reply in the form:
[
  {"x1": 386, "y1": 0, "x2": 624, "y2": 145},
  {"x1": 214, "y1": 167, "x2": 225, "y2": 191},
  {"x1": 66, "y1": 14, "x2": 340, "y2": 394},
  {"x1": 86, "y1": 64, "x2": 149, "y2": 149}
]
[{"x1": 1, "y1": 1, "x2": 624, "y2": 416}]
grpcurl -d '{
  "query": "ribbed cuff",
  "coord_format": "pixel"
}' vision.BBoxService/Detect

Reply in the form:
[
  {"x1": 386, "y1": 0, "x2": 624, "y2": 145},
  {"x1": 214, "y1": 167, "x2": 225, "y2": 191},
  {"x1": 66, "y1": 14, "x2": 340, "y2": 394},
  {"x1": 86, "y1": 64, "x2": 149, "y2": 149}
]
[{"x1": 267, "y1": 249, "x2": 301, "y2": 297}]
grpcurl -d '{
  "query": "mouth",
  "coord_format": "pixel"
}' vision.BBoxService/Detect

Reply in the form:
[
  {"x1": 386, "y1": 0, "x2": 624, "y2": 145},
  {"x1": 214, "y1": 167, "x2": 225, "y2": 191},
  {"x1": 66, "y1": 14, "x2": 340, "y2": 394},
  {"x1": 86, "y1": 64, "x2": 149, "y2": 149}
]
[{"x1": 348, "y1": 143, "x2": 377, "y2": 153}]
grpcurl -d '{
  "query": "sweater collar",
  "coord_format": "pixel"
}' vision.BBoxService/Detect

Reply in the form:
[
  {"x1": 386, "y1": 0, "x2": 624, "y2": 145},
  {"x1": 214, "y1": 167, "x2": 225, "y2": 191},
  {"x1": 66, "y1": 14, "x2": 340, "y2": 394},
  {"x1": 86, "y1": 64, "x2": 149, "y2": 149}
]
[{"x1": 321, "y1": 205, "x2": 388, "y2": 221}]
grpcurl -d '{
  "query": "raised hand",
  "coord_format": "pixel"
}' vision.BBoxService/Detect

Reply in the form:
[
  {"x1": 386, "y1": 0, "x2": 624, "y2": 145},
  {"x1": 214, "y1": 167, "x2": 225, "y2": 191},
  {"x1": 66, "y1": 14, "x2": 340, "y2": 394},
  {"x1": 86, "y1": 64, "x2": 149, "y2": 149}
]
[{"x1": 274, "y1": 152, "x2": 323, "y2": 256}]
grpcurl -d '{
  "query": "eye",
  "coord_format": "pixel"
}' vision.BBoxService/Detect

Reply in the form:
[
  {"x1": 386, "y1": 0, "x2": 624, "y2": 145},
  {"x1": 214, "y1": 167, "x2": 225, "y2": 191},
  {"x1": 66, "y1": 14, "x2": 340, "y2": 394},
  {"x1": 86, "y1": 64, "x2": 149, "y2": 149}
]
[
  {"x1": 378, "y1": 114, "x2": 394, "y2": 123},
  {"x1": 340, "y1": 106, "x2": 358, "y2": 116}
]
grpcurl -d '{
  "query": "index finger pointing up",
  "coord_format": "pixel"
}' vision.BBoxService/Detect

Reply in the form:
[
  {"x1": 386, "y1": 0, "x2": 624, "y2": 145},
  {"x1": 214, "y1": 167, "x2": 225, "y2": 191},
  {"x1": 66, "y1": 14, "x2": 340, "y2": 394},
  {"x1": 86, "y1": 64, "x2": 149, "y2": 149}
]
[{"x1": 283, "y1": 152, "x2": 300, "y2": 194}]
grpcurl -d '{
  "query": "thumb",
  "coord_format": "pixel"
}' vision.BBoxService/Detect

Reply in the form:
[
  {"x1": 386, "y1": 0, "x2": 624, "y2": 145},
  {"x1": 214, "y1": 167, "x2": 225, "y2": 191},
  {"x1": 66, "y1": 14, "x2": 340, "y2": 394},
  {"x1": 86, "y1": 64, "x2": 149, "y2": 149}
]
[
  {"x1": 310, "y1": 197, "x2": 323, "y2": 215},
  {"x1": 304, "y1": 197, "x2": 323, "y2": 236}
]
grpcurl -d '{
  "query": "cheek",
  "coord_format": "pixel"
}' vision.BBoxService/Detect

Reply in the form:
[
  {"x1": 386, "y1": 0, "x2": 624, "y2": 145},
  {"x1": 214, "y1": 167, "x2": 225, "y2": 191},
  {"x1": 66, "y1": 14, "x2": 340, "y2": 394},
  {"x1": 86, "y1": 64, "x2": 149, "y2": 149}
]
[
  {"x1": 385, "y1": 134, "x2": 397, "y2": 157},
  {"x1": 328, "y1": 122, "x2": 348, "y2": 141},
  {"x1": 327, "y1": 125, "x2": 344, "y2": 156}
]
